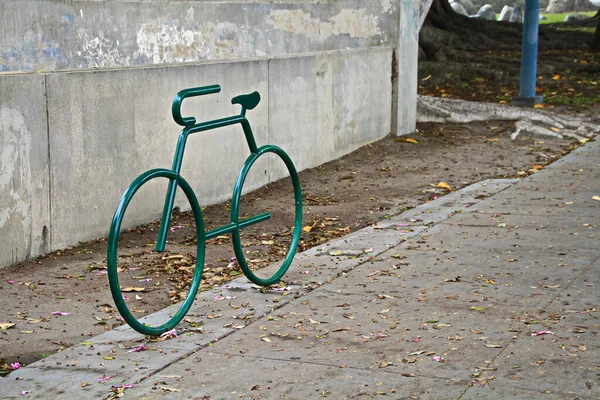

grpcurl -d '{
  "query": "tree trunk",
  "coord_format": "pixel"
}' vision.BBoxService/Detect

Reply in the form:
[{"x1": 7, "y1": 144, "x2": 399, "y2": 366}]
[
  {"x1": 592, "y1": 11, "x2": 600, "y2": 51},
  {"x1": 420, "y1": 0, "x2": 596, "y2": 60}
]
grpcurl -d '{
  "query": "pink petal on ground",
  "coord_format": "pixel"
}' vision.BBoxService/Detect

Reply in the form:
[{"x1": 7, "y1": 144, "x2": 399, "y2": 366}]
[
  {"x1": 160, "y1": 329, "x2": 179, "y2": 339},
  {"x1": 432, "y1": 356, "x2": 442, "y2": 362},
  {"x1": 52, "y1": 311, "x2": 71, "y2": 316},
  {"x1": 97, "y1": 375, "x2": 114, "y2": 383},
  {"x1": 21, "y1": 390, "x2": 32, "y2": 395},
  {"x1": 11, "y1": 362, "x2": 21, "y2": 370},
  {"x1": 531, "y1": 330, "x2": 554, "y2": 337},
  {"x1": 112, "y1": 384, "x2": 135, "y2": 390},
  {"x1": 7, "y1": 280, "x2": 14, "y2": 284},
  {"x1": 127, "y1": 344, "x2": 148, "y2": 353}
]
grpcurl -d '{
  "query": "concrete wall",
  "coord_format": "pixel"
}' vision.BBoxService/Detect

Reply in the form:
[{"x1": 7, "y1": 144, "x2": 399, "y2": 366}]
[
  {"x1": 1, "y1": 0, "x2": 398, "y2": 72},
  {"x1": 0, "y1": 47, "x2": 392, "y2": 266},
  {"x1": 0, "y1": 74, "x2": 51, "y2": 265},
  {"x1": 0, "y1": 0, "x2": 415, "y2": 267}
]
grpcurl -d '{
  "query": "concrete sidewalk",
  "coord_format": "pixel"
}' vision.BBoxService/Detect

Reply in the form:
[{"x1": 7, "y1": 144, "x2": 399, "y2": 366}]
[{"x1": 4, "y1": 140, "x2": 599, "y2": 399}]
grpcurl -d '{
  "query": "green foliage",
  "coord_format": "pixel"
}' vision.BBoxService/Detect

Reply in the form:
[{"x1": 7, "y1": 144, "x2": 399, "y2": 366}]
[{"x1": 540, "y1": 12, "x2": 596, "y2": 24}]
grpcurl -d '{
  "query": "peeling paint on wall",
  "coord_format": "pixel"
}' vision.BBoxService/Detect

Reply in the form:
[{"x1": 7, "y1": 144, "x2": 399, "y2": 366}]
[
  {"x1": 0, "y1": 106, "x2": 32, "y2": 243},
  {"x1": 381, "y1": 0, "x2": 395, "y2": 14},
  {"x1": 2, "y1": 3, "x2": 398, "y2": 72},
  {"x1": 0, "y1": 33, "x2": 64, "y2": 72},
  {"x1": 266, "y1": 8, "x2": 382, "y2": 40},
  {"x1": 134, "y1": 20, "x2": 253, "y2": 63},
  {"x1": 76, "y1": 28, "x2": 130, "y2": 68}
]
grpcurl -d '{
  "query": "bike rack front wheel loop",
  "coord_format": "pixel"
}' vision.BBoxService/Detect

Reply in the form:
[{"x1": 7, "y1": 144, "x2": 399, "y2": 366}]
[{"x1": 107, "y1": 169, "x2": 206, "y2": 336}]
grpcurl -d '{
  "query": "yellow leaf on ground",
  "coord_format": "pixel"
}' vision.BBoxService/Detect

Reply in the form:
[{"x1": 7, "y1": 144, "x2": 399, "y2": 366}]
[
  {"x1": 533, "y1": 104, "x2": 544, "y2": 109},
  {"x1": 421, "y1": 74, "x2": 432, "y2": 81},
  {"x1": 435, "y1": 182, "x2": 453, "y2": 191},
  {"x1": 531, "y1": 164, "x2": 544, "y2": 170},
  {"x1": 302, "y1": 219, "x2": 319, "y2": 233},
  {"x1": 395, "y1": 137, "x2": 418, "y2": 144},
  {"x1": 121, "y1": 287, "x2": 146, "y2": 292},
  {"x1": 592, "y1": 196, "x2": 600, "y2": 201},
  {"x1": 550, "y1": 127, "x2": 561, "y2": 132},
  {"x1": 552, "y1": 74, "x2": 561, "y2": 80},
  {"x1": 579, "y1": 138, "x2": 590, "y2": 144},
  {"x1": 0, "y1": 323, "x2": 16, "y2": 330}
]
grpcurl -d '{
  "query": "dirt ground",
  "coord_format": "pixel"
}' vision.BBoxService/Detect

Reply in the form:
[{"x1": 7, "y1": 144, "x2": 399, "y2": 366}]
[{"x1": 1, "y1": 36, "x2": 599, "y2": 374}]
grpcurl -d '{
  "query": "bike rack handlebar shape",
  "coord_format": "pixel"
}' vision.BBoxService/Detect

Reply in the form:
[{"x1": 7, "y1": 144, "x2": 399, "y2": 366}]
[{"x1": 172, "y1": 84, "x2": 221, "y2": 127}]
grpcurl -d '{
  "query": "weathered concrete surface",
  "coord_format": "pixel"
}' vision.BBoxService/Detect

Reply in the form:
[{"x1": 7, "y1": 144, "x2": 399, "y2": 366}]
[
  {"x1": 1, "y1": 0, "x2": 417, "y2": 261},
  {"x1": 395, "y1": 0, "x2": 419, "y2": 136},
  {"x1": 45, "y1": 47, "x2": 391, "y2": 250},
  {"x1": 46, "y1": 59, "x2": 270, "y2": 249},
  {"x1": 268, "y1": 47, "x2": 392, "y2": 177},
  {"x1": 4, "y1": 139, "x2": 599, "y2": 399},
  {"x1": 0, "y1": 47, "x2": 392, "y2": 263},
  {"x1": 0, "y1": 73, "x2": 50, "y2": 266},
  {"x1": 1, "y1": 0, "x2": 399, "y2": 72}
]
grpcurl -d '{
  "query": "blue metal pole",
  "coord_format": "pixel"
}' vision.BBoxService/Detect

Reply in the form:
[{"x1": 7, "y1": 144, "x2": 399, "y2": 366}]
[{"x1": 513, "y1": 0, "x2": 543, "y2": 106}]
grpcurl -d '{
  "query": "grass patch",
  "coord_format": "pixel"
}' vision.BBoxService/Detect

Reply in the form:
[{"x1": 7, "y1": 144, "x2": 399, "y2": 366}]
[{"x1": 540, "y1": 12, "x2": 596, "y2": 24}]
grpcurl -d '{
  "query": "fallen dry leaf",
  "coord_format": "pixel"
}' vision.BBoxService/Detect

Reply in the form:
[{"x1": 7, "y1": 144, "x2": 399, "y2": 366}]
[
  {"x1": 161, "y1": 387, "x2": 182, "y2": 392},
  {"x1": 435, "y1": 182, "x2": 453, "y2": 191},
  {"x1": 121, "y1": 287, "x2": 146, "y2": 292},
  {"x1": 395, "y1": 137, "x2": 418, "y2": 144}
]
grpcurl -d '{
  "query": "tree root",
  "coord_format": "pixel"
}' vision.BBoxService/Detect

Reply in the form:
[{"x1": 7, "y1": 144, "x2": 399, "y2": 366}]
[{"x1": 417, "y1": 95, "x2": 600, "y2": 140}]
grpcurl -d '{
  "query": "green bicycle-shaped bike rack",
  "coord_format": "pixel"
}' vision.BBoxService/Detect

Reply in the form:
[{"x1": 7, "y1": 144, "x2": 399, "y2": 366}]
[{"x1": 107, "y1": 85, "x2": 302, "y2": 336}]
